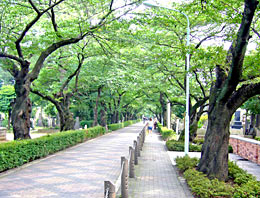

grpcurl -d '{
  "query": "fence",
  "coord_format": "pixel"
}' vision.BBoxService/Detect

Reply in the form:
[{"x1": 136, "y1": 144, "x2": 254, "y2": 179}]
[{"x1": 104, "y1": 125, "x2": 146, "y2": 198}]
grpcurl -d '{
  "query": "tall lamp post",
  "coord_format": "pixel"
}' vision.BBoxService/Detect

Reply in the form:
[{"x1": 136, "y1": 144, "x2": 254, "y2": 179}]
[{"x1": 143, "y1": 2, "x2": 190, "y2": 155}]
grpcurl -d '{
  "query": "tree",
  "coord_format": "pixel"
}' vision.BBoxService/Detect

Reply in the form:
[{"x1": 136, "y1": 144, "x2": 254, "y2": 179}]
[
  {"x1": 0, "y1": 0, "x2": 141, "y2": 139},
  {"x1": 198, "y1": 0, "x2": 260, "y2": 181}
]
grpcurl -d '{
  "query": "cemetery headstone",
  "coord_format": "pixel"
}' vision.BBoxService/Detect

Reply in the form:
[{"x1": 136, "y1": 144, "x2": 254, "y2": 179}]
[
  {"x1": 74, "y1": 117, "x2": 80, "y2": 130},
  {"x1": 231, "y1": 110, "x2": 243, "y2": 129}
]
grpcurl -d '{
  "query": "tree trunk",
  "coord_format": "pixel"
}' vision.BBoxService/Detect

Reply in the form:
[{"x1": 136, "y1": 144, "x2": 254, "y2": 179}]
[
  {"x1": 58, "y1": 106, "x2": 75, "y2": 131},
  {"x1": 93, "y1": 87, "x2": 102, "y2": 127},
  {"x1": 11, "y1": 78, "x2": 31, "y2": 140},
  {"x1": 256, "y1": 114, "x2": 260, "y2": 128},
  {"x1": 250, "y1": 114, "x2": 256, "y2": 127},
  {"x1": 100, "y1": 102, "x2": 107, "y2": 128},
  {"x1": 198, "y1": 103, "x2": 232, "y2": 181}
]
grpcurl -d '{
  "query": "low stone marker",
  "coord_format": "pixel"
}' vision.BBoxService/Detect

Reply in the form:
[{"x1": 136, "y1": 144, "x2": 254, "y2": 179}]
[{"x1": 0, "y1": 127, "x2": 7, "y2": 141}]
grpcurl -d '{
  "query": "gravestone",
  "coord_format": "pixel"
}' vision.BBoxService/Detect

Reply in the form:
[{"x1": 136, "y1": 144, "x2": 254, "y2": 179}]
[
  {"x1": 0, "y1": 127, "x2": 6, "y2": 141},
  {"x1": 74, "y1": 117, "x2": 80, "y2": 130},
  {"x1": 231, "y1": 110, "x2": 243, "y2": 129}
]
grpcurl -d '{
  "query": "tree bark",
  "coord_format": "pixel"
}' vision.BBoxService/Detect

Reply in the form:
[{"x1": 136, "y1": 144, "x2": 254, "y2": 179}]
[
  {"x1": 93, "y1": 87, "x2": 102, "y2": 127},
  {"x1": 11, "y1": 72, "x2": 31, "y2": 140},
  {"x1": 198, "y1": 102, "x2": 232, "y2": 180}
]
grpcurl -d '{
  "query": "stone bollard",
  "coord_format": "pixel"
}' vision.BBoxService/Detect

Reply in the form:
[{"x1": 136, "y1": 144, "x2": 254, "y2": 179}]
[
  {"x1": 0, "y1": 127, "x2": 7, "y2": 141},
  {"x1": 104, "y1": 181, "x2": 116, "y2": 198},
  {"x1": 137, "y1": 136, "x2": 141, "y2": 157},
  {"x1": 129, "y1": 146, "x2": 135, "y2": 178},
  {"x1": 139, "y1": 133, "x2": 143, "y2": 150},
  {"x1": 121, "y1": 157, "x2": 128, "y2": 198},
  {"x1": 134, "y1": 140, "x2": 138, "y2": 165}
]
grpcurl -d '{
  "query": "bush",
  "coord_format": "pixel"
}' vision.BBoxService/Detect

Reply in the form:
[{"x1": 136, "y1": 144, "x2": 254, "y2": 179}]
[
  {"x1": 184, "y1": 169, "x2": 234, "y2": 198},
  {"x1": 175, "y1": 156, "x2": 260, "y2": 198},
  {"x1": 175, "y1": 155, "x2": 199, "y2": 172},
  {"x1": 107, "y1": 120, "x2": 139, "y2": 131},
  {"x1": 157, "y1": 122, "x2": 176, "y2": 140},
  {"x1": 0, "y1": 126, "x2": 106, "y2": 172},
  {"x1": 80, "y1": 120, "x2": 93, "y2": 128},
  {"x1": 166, "y1": 140, "x2": 202, "y2": 152},
  {"x1": 255, "y1": 136, "x2": 260, "y2": 141}
]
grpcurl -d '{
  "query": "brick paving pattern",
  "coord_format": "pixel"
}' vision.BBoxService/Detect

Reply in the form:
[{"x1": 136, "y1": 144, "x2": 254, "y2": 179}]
[
  {"x1": 128, "y1": 130, "x2": 193, "y2": 198},
  {"x1": 0, "y1": 123, "x2": 144, "y2": 198}
]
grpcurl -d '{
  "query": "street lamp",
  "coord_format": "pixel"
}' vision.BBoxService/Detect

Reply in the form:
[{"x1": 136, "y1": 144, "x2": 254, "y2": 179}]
[{"x1": 143, "y1": 2, "x2": 190, "y2": 155}]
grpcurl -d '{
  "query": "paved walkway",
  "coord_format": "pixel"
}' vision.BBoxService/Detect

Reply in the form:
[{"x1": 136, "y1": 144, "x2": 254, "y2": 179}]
[
  {"x1": 128, "y1": 130, "x2": 193, "y2": 198},
  {"x1": 0, "y1": 123, "x2": 144, "y2": 198}
]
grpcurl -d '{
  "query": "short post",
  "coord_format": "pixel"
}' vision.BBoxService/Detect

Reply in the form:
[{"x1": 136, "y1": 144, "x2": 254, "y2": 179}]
[
  {"x1": 134, "y1": 140, "x2": 138, "y2": 165},
  {"x1": 121, "y1": 157, "x2": 128, "y2": 198},
  {"x1": 104, "y1": 181, "x2": 116, "y2": 198},
  {"x1": 139, "y1": 133, "x2": 143, "y2": 150},
  {"x1": 142, "y1": 128, "x2": 146, "y2": 142},
  {"x1": 137, "y1": 136, "x2": 141, "y2": 157},
  {"x1": 129, "y1": 146, "x2": 135, "y2": 178}
]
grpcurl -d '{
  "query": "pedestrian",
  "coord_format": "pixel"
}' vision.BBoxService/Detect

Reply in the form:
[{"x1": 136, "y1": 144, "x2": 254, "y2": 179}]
[
  {"x1": 147, "y1": 118, "x2": 153, "y2": 134},
  {"x1": 153, "y1": 117, "x2": 157, "y2": 129}
]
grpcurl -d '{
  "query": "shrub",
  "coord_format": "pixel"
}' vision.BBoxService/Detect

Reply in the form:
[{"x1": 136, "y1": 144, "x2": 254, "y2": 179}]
[
  {"x1": 157, "y1": 122, "x2": 176, "y2": 140},
  {"x1": 228, "y1": 161, "x2": 255, "y2": 185},
  {"x1": 184, "y1": 169, "x2": 234, "y2": 198},
  {"x1": 166, "y1": 140, "x2": 202, "y2": 152},
  {"x1": 255, "y1": 136, "x2": 260, "y2": 141},
  {"x1": 0, "y1": 126, "x2": 106, "y2": 172},
  {"x1": 175, "y1": 155, "x2": 199, "y2": 172},
  {"x1": 107, "y1": 120, "x2": 139, "y2": 131},
  {"x1": 80, "y1": 120, "x2": 93, "y2": 128},
  {"x1": 175, "y1": 157, "x2": 260, "y2": 198}
]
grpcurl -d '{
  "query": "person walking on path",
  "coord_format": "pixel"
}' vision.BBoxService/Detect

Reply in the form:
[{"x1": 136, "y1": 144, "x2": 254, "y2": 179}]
[{"x1": 147, "y1": 118, "x2": 153, "y2": 134}]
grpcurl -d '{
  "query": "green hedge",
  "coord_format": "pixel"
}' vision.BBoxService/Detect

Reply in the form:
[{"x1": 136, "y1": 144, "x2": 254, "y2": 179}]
[
  {"x1": 255, "y1": 136, "x2": 260, "y2": 141},
  {"x1": 107, "y1": 120, "x2": 139, "y2": 131},
  {"x1": 166, "y1": 140, "x2": 202, "y2": 152},
  {"x1": 167, "y1": 139, "x2": 233, "y2": 153},
  {"x1": 80, "y1": 120, "x2": 93, "y2": 128},
  {"x1": 0, "y1": 126, "x2": 106, "y2": 172},
  {"x1": 157, "y1": 122, "x2": 176, "y2": 140},
  {"x1": 175, "y1": 156, "x2": 260, "y2": 198}
]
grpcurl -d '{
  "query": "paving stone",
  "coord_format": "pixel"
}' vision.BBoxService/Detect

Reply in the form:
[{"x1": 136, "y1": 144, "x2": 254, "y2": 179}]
[
  {"x1": 0, "y1": 123, "x2": 144, "y2": 198},
  {"x1": 128, "y1": 130, "x2": 194, "y2": 198}
]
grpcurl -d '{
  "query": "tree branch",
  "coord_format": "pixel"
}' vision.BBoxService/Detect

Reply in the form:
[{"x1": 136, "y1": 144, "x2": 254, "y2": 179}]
[
  {"x1": 15, "y1": 0, "x2": 65, "y2": 58},
  {"x1": 228, "y1": 82, "x2": 260, "y2": 113},
  {"x1": 219, "y1": 0, "x2": 259, "y2": 103}
]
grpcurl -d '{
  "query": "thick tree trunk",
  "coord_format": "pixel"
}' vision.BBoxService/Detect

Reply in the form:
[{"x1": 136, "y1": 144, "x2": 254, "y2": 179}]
[
  {"x1": 58, "y1": 106, "x2": 75, "y2": 131},
  {"x1": 198, "y1": 103, "x2": 232, "y2": 181},
  {"x1": 11, "y1": 78, "x2": 31, "y2": 140}
]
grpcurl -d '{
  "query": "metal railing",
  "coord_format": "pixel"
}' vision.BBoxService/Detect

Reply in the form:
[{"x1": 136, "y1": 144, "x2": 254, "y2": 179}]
[{"x1": 104, "y1": 125, "x2": 146, "y2": 198}]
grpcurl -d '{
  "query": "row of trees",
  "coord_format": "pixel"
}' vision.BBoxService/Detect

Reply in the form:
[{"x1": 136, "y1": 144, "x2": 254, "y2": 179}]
[{"x1": 0, "y1": 0, "x2": 260, "y2": 181}]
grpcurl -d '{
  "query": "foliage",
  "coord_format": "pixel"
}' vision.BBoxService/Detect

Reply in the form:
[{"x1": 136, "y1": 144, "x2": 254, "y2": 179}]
[
  {"x1": 228, "y1": 161, "x2": 255, "y2": 185},
  {"x1": 175, "y1": 156, "x2": 199, "y2": 172},
  {"x1": 255, "y1": 137, "x2": 260, "y2": 141},
  {"x1": 184, "y1": 169, "x2": 234, "y2": 197},
  {"x1": 80, "y1": 120, "x2": 94, "y2": 128},
  {"x1": 198, "y1": 114, "x2": 208, "y2": 129},
  {"x1": 176, "y1": 156, "x2": 260, "y2": 197},
  {"x1": 0, "y1": 85, "x2": 15, "y2": 113},
  {"x1": 107, "y1": 119, "x2": 139, "y2": 131},
  {"x1": 241, "y1": 96, "x2": 260, "y2": 114},
  {"x1": 0, "y1": 126, "x2": 107, "y2": 172},
  {"x1": 157, "y1": 122, "x2": 176, "y2": 140},
  {"x1": 166, "y1": 140, "x2": 202, "y2": 152}
]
